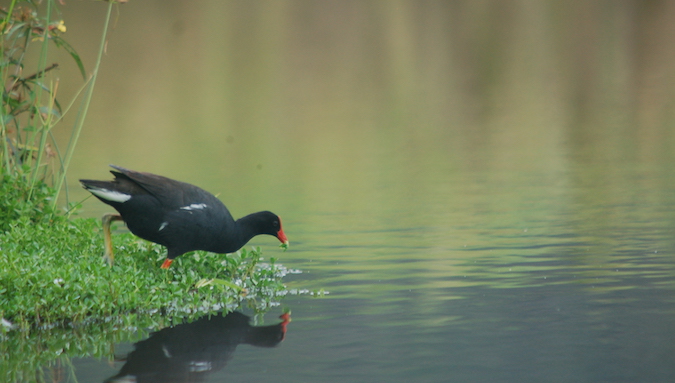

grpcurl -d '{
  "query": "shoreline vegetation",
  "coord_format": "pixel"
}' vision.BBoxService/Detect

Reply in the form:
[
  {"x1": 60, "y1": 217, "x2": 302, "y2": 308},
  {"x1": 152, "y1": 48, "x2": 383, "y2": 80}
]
[
  {"x1": 0, "y1": 2, "x2": 305, "y2": 379},
  {"x1": 0, "y1": 216, "x2": 297, "y2": 331}
]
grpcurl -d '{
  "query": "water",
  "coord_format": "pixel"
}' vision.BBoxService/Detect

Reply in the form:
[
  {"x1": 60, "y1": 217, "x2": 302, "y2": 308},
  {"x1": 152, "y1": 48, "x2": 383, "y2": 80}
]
[{"x1": 7, "y1": 1, "x2": 675, "y2": 382}]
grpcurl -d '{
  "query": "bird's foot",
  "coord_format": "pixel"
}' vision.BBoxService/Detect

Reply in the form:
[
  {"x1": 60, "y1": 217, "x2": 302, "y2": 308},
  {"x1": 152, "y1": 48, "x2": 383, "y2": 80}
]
[{"x1": 103, "y1": 250, "x2": 114, "y2": 267}]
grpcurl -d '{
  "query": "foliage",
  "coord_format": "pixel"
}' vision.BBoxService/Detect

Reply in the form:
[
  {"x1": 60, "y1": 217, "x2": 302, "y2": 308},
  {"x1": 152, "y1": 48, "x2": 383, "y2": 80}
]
[
  {"x1": 1, "y1": 0, "x2": 115, "y2": 211},
  {"x1": 0, "y1": 218, "x2": 293, "y2": 331},
  {"x1": 0, "y1": 169, "x2": 62, "y2": 233},
  {"x1": 0, "y1": 216, "x2": 298, "y2": 382}
]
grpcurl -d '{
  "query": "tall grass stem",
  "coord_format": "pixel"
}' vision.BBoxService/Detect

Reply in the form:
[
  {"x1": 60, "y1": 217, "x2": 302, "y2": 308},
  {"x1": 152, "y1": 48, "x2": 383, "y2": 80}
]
[
  {"x1": 51, "y1": 1, "x2": 115, "y2": 209},
  {"x1": 26, "y1": 0, "x2": 54, "y2": 196}
]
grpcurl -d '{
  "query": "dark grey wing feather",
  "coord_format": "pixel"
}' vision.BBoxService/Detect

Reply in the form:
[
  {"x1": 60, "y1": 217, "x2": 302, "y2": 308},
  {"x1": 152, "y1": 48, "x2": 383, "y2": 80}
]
[{"x1": 109, "y1": 165, "x2": 207, "y2": 209}]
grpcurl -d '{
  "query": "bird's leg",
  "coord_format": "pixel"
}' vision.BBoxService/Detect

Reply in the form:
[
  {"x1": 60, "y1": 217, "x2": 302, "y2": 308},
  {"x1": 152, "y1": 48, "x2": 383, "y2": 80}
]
[{"x1": 102, "y1": 213, "x2": 123, "y2": 266}]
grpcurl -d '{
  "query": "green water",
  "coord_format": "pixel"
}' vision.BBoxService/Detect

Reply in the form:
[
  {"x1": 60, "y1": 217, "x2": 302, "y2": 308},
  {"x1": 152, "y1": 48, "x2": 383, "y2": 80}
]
[{"x1": 8, "y1": 1, "x2": 675, "y2": 382}]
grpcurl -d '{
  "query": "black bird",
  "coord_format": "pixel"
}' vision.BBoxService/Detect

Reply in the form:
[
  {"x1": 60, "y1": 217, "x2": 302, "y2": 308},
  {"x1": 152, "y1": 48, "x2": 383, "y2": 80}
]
[{"x1": 80, "y1": 165, "x2": 288, "y2": 268}]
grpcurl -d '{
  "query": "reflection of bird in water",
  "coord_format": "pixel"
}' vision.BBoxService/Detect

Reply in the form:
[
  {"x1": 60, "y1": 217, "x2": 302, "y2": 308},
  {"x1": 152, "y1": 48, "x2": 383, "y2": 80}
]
[{"x1": 104, "y1": 311, "x2": 291, "y2": 383}]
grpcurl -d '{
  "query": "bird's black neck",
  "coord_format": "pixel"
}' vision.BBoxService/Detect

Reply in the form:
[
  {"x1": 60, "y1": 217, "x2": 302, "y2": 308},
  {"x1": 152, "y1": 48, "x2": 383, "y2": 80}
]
[{"x1": 231, "y1": 212, "x2": 269, "y2": 250}]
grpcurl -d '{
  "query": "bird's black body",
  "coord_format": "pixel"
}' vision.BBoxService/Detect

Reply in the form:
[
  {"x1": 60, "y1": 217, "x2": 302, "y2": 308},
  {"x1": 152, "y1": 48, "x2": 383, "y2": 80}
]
[{"x1": 80, "y1": 165, "x2": 287, "y2": 267}]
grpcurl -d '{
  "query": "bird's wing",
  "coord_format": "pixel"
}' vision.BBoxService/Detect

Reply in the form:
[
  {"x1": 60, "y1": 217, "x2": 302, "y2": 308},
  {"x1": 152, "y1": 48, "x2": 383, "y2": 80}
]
[{"x1": 108, "y1": 165, "x2": 224, "y2": 210}]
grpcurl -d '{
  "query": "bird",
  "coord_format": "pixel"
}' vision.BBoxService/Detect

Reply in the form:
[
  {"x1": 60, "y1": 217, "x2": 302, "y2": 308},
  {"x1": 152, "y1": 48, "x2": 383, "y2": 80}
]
[{"x1": 79, "y1": 165, "x2": 289, "y2": 268}]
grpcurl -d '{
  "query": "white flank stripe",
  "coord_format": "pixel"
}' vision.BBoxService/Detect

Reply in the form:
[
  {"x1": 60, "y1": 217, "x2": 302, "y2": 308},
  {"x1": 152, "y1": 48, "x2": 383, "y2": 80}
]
[
  {"x1": 180, "y1": 203, "x2": 207, "y2": 211},
  {"x1": 158, "y1": 222, "x2": 168, "y2": 231},
  {"x1": 89, "y1": 188, "x2": 131, "y2": 203}
]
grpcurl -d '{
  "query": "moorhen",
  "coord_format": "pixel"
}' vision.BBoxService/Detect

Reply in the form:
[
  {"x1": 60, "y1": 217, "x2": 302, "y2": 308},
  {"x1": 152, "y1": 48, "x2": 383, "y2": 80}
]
[{"x1": 80, "y1": 165, "x2": 288, "y2": 268}]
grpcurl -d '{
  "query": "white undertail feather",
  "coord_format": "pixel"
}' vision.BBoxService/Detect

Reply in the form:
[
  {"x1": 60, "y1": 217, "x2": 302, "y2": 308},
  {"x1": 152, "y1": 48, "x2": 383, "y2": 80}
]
[
  {"x1": 88, "y1": 187, "x2": 132, "y2": 203},
  {"x1": 158, "y1": 221, "x2": 168, "y2": 231}
]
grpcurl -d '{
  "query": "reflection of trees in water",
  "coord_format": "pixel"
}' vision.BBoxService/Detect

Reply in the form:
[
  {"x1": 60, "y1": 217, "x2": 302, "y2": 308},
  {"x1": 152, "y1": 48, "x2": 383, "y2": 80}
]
[{"x1": 105, "y1": 311, "x2": 290, "y2": 383}]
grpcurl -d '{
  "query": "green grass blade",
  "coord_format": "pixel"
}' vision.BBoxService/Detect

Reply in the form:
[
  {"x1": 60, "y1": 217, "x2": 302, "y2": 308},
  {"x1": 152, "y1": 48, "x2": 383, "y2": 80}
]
[
  {"x1": 51, "y1": 35, "x2": 85, "y2": 80},
  {"x1": 51, "y1": 1, "x2": 115, "y2": 209}
]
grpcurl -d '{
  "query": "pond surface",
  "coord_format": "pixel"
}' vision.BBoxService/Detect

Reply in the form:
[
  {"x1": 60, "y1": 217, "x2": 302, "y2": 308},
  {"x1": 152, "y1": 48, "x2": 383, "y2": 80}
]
[{"x1": 11, "y1": 1, "x2": 675, "y2": 382}]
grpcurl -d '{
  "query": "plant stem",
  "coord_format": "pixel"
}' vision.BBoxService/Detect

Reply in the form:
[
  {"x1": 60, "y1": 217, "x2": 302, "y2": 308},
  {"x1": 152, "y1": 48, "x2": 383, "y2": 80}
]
[
  {"x1": 51, "y1": 1, "x2": 115, "y2": 209},
  {"x1": 26, "y1": 0, "x2": 54, "y2": 196},
  {"x1": 33, "y1": 79, "x2": 59, "y2": 182},
  {"x1": 0, "y1": 0, "x2": 18, "y2": 29}
]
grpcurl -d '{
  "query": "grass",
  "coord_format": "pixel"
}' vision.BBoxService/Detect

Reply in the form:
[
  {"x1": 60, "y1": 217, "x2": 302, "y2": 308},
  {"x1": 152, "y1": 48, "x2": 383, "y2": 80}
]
[
  {"x1": 1, "y1": 0, "x2": 113, "y2": 208},
  {"x1": 0, "y1": 169, "x2": 59, "y2": 233},
  {"x1": 0, "y1": 217, "x2": 295, "y2": 331},
  {"x1": 0, "y1": 215, "x2": 300, "y2": 382}
]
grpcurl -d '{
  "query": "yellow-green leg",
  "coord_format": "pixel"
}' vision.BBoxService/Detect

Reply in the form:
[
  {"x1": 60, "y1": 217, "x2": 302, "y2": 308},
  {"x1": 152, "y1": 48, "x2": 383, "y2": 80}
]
[{"x1": 102, "y1": 213, "x2": 123, "y2": 266}]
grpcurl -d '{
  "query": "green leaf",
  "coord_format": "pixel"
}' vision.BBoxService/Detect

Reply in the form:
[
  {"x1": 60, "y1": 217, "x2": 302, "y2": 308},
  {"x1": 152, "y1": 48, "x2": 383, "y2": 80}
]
[
  {"x1": 210, "y1": 278, "x2": 243, "y2": 291},
  {"x1": 51, "y1": 35, "x2": 86, "y2": 79},
  {"x1": 194, "y1": 277, "x2": 242, "y2": 291}
]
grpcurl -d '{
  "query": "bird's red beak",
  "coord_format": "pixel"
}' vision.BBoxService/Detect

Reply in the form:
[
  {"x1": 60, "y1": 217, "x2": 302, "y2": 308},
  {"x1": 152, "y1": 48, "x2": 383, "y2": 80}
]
[
  {"x1": 277, "y1": 227, "x2": 289, "y2": 246},
  {"x1": 277, "y1": 217, "x2": 289, "y2": 247}
]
